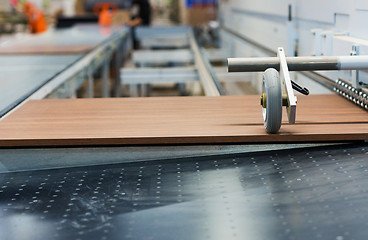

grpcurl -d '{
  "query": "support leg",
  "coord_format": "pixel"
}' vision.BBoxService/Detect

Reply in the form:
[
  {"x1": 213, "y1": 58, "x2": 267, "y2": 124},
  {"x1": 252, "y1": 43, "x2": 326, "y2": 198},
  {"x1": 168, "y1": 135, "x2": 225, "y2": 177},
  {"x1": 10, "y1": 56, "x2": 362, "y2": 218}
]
[
  {"x1": 102, "y1": 58, "x2": 110, "y2": 98},
  {"x1": 87, "y1": 66, "x2": 94, "y2": 98}
]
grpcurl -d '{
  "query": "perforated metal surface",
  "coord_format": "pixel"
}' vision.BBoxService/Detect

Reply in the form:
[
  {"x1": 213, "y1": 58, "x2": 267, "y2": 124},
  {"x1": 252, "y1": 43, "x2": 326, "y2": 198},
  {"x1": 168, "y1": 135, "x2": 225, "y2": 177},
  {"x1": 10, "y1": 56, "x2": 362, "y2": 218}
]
[{"x1": 0, "y1": 144, "x2": 367, "y2": 240}]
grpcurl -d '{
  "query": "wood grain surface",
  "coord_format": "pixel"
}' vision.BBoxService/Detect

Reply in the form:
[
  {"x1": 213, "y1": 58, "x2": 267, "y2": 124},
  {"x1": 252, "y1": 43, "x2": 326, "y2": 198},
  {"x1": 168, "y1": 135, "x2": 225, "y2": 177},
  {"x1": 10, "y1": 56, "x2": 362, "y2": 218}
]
[
  {"x1": 0, "y1": 45, "x2": 94, "y2": 55},
  {"x1": 0, "y1": 95, "x2": 367, "y2": 147}
]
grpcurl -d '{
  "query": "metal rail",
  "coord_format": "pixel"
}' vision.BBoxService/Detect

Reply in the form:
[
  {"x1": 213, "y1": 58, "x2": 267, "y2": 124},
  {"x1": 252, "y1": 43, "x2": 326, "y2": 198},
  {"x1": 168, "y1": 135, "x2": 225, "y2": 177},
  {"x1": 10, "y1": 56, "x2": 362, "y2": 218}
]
[
  {"x1": 189, "y1": 30, "x2": 225, "y2": 96},
  {"x1": 228, "y1": 56, "x2": 368, "y2": 72},
  {"x1": 221, "y1": 26, "x2": 367, "y2": 96}
]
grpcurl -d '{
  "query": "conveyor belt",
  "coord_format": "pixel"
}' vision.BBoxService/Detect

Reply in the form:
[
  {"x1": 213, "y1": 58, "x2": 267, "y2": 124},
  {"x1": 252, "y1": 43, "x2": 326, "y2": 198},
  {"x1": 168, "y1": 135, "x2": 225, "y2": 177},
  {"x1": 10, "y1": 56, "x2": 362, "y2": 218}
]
[
  {"x1": 0, "y1": 95, "x2": 366, "y2": 146},
  {"x1": 0, "y1": 25, "x2": 129, "y2": 117},
  {"x1": 0, "y1": 55, "x2": 82, "y2": 117},
  {"x1": 0, "y1": 143, "x2": 367, "y2": 240}
]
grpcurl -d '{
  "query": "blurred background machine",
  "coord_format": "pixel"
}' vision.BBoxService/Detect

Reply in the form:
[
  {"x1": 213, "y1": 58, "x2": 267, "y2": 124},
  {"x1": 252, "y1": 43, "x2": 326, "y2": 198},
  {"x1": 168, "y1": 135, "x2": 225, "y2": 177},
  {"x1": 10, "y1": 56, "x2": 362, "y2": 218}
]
[{"x1": 0, "y1": 1, "x2": 367, "y2": 240}]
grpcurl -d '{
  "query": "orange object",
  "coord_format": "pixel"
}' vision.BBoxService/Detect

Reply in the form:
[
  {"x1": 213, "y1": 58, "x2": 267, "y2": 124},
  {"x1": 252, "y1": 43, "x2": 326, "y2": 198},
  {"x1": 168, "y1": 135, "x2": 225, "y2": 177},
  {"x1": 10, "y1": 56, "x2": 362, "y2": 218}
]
[
  {"x1": 93, "y1": 2, "x2": 118, "y2": 26},
  {"x1": 23, "y1": 2, "x2": 47, "y2": 34}
]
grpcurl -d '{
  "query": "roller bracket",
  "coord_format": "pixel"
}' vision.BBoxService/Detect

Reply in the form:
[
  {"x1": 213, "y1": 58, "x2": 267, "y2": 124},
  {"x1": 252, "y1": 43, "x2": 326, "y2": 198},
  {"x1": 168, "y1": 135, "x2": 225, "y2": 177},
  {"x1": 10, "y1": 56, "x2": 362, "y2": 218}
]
[{"x1": 278, "y1": 47, "x2": 296, "y2": 124}]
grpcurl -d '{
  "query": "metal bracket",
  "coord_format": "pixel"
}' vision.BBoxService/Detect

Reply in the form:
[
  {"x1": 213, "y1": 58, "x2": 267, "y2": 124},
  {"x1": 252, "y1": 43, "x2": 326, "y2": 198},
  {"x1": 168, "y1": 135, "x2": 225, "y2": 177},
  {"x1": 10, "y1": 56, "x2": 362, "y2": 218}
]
[
  {"x1": 351, "y1": 44, "x2": 362, "y2": 89},
  {"x1": 278, "y1": 47, "x2": 297, "y2": 124}
]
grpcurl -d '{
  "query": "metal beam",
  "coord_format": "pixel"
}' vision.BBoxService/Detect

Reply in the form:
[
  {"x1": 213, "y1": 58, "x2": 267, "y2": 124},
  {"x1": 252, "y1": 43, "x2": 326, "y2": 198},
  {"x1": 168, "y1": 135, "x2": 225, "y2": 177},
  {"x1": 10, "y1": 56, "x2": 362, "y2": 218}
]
[
  {"x1": 121, "y1": 67, "x2": 199, "y2": 84},
  {"x1": 133, "y1": 49, "x2": 194, "y2": 65},
  {"x1": 136, "y1": 26, "x2": 191, "y2": 49}
]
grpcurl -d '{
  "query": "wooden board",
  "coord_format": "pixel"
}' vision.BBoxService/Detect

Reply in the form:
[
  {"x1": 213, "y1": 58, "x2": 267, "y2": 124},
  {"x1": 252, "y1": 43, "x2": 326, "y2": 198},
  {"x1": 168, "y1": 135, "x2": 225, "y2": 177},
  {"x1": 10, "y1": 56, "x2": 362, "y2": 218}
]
[
  {"x1": 0, "y1": 45, "x2": 95, "y2": 55},
  {"x1": 0, "y1": 95, "x2": 367, "y2": 147}
]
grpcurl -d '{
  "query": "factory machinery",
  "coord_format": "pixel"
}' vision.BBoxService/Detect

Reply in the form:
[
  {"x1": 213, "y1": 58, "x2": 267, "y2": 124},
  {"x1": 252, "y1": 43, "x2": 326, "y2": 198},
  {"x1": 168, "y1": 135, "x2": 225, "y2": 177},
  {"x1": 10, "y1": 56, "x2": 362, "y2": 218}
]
[{"x1": 0, "y1": 1, "x2": 368, "y2": 240}]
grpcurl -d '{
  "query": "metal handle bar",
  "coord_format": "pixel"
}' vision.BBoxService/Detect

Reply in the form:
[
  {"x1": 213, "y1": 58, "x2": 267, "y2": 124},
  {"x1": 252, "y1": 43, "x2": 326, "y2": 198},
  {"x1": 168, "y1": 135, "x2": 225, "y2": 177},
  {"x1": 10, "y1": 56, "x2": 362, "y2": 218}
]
[{"x1": 228, "y1": 56, "x2": 368, "y2": 72}]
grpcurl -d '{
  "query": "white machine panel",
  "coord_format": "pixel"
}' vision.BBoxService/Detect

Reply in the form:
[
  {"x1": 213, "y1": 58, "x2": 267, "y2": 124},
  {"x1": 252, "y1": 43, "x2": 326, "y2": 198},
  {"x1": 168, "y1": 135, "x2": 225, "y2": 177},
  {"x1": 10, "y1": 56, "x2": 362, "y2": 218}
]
[{"x1": 220, "y1": 0, "x2": 368, "y2": 90}]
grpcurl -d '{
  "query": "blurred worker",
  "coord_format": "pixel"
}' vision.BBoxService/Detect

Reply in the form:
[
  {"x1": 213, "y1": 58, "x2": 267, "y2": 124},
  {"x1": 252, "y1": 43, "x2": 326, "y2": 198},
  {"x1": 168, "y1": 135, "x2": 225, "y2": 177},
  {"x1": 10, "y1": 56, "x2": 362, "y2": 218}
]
[
  {"x1": 129, "y1": 0, "x2": 151, "y2": 49},
  {"x1": 23, "y1": 2, "x2": 47, "y2": 34},
  {"x1": 130, "y1": 0, "x2": 151, "y2": 26}
]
